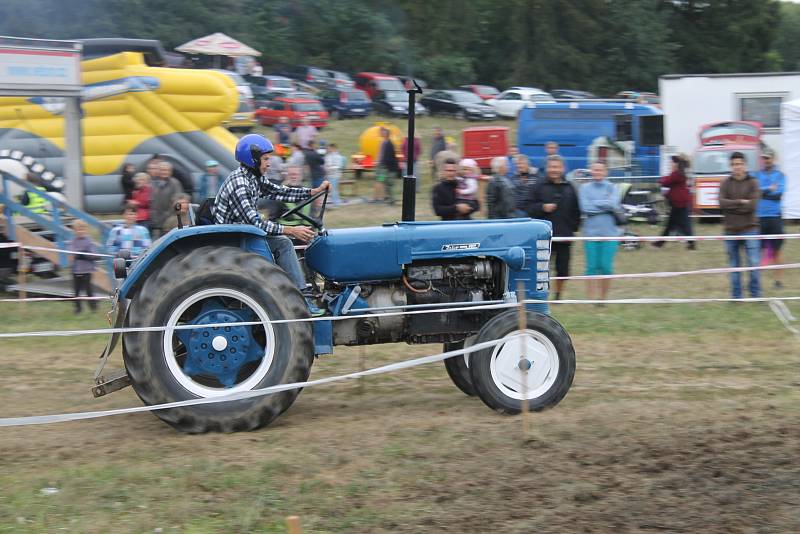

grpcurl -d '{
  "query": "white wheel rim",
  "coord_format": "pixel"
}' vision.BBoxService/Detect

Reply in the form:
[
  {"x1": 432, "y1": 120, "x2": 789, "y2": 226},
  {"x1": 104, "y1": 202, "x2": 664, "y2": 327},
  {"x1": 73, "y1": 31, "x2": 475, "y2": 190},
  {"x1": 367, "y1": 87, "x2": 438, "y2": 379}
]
[
  {"x1": 163, "y1": 288, "x2": 276, "y2": 397},
  {"x1": 489, "y1": 329, "x2": 559, "y2": 400}
]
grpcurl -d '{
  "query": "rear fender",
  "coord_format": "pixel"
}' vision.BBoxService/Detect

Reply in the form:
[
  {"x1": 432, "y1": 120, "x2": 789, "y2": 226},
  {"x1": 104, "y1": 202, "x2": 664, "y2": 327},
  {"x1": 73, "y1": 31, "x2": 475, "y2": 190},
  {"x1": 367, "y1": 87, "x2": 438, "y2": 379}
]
[{"x1": 117, "y1": 224, "x2": 272, "y2": 300}]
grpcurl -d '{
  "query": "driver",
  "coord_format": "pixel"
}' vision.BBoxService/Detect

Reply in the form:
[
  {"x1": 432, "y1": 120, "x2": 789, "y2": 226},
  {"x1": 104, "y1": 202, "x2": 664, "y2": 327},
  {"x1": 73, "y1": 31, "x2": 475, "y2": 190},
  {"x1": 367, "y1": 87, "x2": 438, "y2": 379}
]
[{"x1": 214, "y1": 134, "x2": 329, "y2": 315}]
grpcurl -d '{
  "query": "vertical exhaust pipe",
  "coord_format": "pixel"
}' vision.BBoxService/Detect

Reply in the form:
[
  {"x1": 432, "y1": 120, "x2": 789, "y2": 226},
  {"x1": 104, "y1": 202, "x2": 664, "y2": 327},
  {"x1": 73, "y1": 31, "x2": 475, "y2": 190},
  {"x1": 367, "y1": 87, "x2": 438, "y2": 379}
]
[{"x1": 401, "y1": 80, "x2": 423, "y2": 222}]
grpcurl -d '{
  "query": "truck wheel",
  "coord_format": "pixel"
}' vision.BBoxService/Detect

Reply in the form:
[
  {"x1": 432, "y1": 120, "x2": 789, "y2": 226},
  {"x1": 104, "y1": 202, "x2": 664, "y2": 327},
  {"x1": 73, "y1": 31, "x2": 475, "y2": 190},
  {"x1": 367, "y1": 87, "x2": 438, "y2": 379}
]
[
  {"x1": 123, "y1": 246, "x2": 314, "y2": 433},
  {"x1": 470, "y1": 310, "x2": 575, "y2": 414},
  {"x1": 443, "y1": 335, "x2": 476, "y2": 396}
]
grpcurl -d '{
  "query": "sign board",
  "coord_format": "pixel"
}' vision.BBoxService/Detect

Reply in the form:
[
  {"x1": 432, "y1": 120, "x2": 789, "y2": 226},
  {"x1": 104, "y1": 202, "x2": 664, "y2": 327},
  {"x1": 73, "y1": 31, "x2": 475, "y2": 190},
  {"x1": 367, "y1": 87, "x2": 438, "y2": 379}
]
[
  {"x1": 694, "y1": 176, "x2": 724, "y2": 209},
  {"x1": 0, "y1": 37, "x2": 82, "y2": 95}
]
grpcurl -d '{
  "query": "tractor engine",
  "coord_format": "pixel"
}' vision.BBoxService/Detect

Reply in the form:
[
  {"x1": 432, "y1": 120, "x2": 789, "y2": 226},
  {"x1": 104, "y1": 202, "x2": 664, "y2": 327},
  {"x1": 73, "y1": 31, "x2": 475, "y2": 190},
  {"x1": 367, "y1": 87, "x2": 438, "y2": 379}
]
[{"x1": 331, "y1": 258, "x2": 503, "y2": 346}]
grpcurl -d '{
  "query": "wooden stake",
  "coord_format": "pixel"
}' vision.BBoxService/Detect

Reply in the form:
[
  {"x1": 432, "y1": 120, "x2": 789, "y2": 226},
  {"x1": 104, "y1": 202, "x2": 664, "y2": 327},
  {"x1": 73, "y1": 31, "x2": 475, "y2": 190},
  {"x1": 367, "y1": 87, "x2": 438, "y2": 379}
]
[
  {"x1": 358, "y1": 345, "x2": 365, "y2": 395},
  {"x1": 18, "y1": 252, "x2": 28, "y2": 318},
  {"x1": 286, "y1": 515, "x2": 302, "y2": 534},
  {"x1": 516, "y1": 280, "x2": 529, "y2": 436}
]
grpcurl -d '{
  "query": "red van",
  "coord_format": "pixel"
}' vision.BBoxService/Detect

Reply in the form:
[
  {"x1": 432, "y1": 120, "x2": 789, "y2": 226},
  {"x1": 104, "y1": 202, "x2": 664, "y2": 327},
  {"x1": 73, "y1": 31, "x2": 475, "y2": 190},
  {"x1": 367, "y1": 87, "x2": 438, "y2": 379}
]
[{"x1": 354, "y1": 72, "x2": 406, "y2": 100}]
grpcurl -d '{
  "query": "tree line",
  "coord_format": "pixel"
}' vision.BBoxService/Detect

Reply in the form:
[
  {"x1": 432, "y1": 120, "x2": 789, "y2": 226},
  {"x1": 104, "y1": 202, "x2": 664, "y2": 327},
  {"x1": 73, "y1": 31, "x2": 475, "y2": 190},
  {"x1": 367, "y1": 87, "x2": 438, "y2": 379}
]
[{"x1": 2, "y1": 0, "x2": 799, "y2": 94}]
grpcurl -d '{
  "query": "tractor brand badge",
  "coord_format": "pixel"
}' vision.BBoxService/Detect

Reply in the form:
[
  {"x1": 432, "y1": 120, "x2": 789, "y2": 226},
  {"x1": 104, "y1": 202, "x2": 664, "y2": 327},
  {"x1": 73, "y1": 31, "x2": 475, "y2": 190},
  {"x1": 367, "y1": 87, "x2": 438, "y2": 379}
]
[{"x1": 441, "y1": 243, "x2": 481, "y2": 251}]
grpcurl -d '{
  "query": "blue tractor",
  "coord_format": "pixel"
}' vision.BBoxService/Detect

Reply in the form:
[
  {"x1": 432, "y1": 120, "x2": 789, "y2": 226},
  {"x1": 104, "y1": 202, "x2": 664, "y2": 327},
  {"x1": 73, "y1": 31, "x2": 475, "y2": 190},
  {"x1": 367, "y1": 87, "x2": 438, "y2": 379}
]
[{"x1": 96, "y1": 89, "x2": 576, "y2": 433}]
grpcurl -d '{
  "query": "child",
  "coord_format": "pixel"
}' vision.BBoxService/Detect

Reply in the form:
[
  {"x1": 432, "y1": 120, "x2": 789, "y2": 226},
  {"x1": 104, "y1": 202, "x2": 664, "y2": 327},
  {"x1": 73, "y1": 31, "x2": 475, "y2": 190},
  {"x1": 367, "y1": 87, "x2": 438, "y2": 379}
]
[
  {"x1": 69, "y1": 220, "x2": 98, "y2": 314},
  {"x1": 456, "y1": 158, "x2": 481, "y2": 213},
  {"x1": 131, "y1": 172, "x2": 151, "y2": 230}
]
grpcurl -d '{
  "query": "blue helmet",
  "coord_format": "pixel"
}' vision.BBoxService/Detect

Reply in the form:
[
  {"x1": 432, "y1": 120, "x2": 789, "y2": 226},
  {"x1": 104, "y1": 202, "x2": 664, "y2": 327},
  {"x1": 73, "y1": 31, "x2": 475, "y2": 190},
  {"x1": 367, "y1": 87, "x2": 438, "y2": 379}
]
[{"x1": 235, "y1": 134, "x2": 274, "y2": 170}]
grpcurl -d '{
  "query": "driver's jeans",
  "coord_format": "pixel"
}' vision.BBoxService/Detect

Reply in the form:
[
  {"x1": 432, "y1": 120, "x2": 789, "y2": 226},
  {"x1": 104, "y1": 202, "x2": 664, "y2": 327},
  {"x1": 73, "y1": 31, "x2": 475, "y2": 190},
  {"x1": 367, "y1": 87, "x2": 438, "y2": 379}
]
[{"x1": 265, "y1": 236, "x2": 307, "y2": 291}]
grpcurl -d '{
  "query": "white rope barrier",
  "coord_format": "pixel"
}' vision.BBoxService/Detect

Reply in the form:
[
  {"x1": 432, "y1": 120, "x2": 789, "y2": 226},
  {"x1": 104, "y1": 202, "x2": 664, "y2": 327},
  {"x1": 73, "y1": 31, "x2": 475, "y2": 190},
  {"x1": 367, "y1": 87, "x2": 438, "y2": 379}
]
[
  {"x1": 0, "y1": 335, "x2": 514, "y2": 428},
  {"x1": 553, "y1": 233, "x2": 800, "y2": 242},
  {"x1": 552, "y1": 262, "x2": 800, "y2": 281},
  {"x1": 0, "y1": 296, "x2": 111, "y2": 303},
  {"x1": 0, "y1": 296, "x2": 798, "y2": 340}
]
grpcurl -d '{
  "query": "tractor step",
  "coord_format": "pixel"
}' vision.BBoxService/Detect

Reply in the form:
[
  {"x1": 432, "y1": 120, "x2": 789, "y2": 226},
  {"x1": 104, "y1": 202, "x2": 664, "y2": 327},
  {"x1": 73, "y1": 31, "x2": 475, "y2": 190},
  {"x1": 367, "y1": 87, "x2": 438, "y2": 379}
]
[{"x1": 92, "y1": 369, "x2": 131, "y2": 398}]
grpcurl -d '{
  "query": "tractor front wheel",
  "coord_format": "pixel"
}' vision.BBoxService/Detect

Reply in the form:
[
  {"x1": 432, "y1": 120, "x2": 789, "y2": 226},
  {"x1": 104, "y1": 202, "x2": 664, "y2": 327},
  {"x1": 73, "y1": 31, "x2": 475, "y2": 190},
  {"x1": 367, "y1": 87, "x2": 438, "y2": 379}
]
[
  {"x1": 443, "y1": 336, "x2": 476, "y2": 396},
  {"x1": 123, "y1": 246, "x2": 314, "y2": 433},
  {"x1": 469, "y1": 310, "x2": 575, "y2": 414}
]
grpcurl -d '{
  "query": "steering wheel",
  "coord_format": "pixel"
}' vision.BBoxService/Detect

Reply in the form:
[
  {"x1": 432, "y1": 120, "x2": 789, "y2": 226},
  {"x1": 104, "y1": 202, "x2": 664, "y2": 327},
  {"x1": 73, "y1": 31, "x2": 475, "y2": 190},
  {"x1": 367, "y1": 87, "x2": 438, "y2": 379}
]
[{"x1": 278, "y1": 188, "x2": 328, "y2": 231}]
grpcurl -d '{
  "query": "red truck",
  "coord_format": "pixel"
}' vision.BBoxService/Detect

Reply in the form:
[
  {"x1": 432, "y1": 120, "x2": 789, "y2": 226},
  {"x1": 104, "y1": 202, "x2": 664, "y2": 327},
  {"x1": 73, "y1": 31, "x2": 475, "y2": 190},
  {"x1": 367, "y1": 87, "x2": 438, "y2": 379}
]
[{"x1": 692, "y1": 121, "x2": 763, "y2": 212}]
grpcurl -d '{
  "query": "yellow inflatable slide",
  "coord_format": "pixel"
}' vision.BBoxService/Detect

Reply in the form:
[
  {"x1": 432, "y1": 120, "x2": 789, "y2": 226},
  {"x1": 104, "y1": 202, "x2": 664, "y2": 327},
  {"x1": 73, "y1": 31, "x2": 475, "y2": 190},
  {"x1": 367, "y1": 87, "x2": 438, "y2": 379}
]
[{"x1": 0, "y1": 50, "x2": 240, "y2": 212}]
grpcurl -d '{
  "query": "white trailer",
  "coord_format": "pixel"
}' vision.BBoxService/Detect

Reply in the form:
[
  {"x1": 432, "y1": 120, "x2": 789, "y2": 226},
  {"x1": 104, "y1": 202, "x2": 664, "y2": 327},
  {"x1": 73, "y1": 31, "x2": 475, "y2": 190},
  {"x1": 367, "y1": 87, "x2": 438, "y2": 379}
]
[{"x1": 660, "y1": 72, "x2": 800, "y2": 156}]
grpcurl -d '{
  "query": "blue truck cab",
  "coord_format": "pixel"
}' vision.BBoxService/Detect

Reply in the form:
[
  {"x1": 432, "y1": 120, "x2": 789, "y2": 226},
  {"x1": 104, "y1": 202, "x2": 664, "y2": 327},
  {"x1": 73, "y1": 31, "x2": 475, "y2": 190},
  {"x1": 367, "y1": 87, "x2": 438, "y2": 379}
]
[{"x1": 518, "y1": 101, "x2": 664, "y2": 176}]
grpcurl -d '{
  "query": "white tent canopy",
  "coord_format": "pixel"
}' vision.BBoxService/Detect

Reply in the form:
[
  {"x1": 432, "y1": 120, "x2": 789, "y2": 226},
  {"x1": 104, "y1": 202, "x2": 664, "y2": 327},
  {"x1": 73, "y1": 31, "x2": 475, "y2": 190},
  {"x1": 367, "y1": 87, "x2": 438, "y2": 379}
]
[
  {"x1": 781, "y1": 99, "x2": 800, "y2": 219},
  {"x1": 175, "y1": 33, "x2": 261, "y2": 57}
]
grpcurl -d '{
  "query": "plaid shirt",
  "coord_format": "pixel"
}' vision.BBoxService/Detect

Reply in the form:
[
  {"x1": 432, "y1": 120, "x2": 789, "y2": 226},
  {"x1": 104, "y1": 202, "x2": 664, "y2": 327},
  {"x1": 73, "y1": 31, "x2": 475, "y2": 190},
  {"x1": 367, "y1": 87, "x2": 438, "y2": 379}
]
[
  {"x1": 213, "y1": 165, "x2": 311, "y2": 235},
  {"x1": 106, "y1": 224, "x2": 151, "y2": 258}
]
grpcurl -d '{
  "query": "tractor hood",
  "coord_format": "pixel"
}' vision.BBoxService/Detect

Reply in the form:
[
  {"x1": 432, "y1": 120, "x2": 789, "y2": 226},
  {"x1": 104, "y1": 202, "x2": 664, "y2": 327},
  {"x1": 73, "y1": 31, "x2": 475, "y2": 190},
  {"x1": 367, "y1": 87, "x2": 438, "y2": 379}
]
[{"x1": 304, "y1": 219, "x2": 551, "y2": 283}]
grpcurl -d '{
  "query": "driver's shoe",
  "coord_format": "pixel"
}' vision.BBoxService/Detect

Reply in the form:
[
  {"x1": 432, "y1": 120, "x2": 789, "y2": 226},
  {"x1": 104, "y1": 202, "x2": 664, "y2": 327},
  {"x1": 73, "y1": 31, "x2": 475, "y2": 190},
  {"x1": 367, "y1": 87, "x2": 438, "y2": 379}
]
[{"x1": 305, "y1": 297, "x2": 326, "y2": 317}]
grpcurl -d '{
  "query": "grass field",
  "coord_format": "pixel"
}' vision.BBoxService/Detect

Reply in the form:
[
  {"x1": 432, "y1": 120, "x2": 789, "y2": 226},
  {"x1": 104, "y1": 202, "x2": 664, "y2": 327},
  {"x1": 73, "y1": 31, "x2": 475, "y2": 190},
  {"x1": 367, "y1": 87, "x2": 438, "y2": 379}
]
[{"x1": 1, "y1": 118, "x2": 799, "y2": 532}]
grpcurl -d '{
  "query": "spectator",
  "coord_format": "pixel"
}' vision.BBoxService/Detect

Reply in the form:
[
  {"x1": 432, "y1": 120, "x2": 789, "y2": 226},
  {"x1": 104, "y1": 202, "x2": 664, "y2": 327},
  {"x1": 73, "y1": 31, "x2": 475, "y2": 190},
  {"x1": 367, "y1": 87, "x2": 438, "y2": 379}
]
[
  {"x1": 295, "y1": 116, "x2": 318, "y2": 149},
  {"x1": 434, "y1": 141, "x2": 460, "y2": 175},
  {"x1": 162, "y1": 193, "x2": 192, "y2": 233},
  {"x1": 149, "y1": 160, "x2": 185, "y2": 239},
  {"x1": 433, "y1": 158, "x2": 474, "y2": 220},
  {"x1": 120, "y1": 163, "x2": 136, "y2": 202},
  {"x1": 20, "y1": 173, "x2": 49, "y2": 215},
  {"x1": 287, "y1": 142, "x2": 305, "y2": 171},
  {"x1": 456, "y1": 158, "x2": 480, "y2": 213},
  {"x1": 69, "y1": 220, "x2": 98, "y2": 314},
  {"x1": 270, "y1": 165, "x2": 312, "y2": 226},
  {"x1": 486, "y1": 156, "x2": 516, "y2": 219},
  {"x1": 510, "y1": 154, "x2": 536, "y2": 217},
  {"x1": 131, "y1": 172, "x2": 152, "y2": 230},
  {"x1": 756, "y1": 149, "x2": 786, "y2": 289},
  {"x1": 374, "y1": 127, "x2": 400, "y2": 204},
  {"x1": 525, "y1": 155, "x2": 581, "y2": 300},
  {"x1": 543, "y1": 141, "x2": 559, "y2": 163},
  {"x1": 149, "y1": 154, "x2": 194, "y2": 198},
  {"x1": 719, "y1": 151, "x2": 761, "y2": 299},
  {"x1": 654, "y1": 154, "x2": 694, "y2": 249},
  {"x1": 266, "y1": 152, "x2": 285, "y2": 184},
  {"x1": 303, "y1": 139, "x2": 326, "y2": 216},
  {"x1": 274, "y1": 116, "x2": 292, "y2": 145},
  {"x1": 430, "y1": 126, "x2": 446, "y2": 174},
  {"x1": 106, "y1": 202, "x2": 152, "y2": 259},
  {"x1": 579, "y1": 162, "x2": 621, "y2": 302},
  {"x1": 506, "y1": 144, "x2": 519, "y2": 178},
  {"x1": 324, "y1": 142, "x2": 346, "y2": 206},
  {"x1": 197, "y1": 160, "x2": 221, "y2": 200}
]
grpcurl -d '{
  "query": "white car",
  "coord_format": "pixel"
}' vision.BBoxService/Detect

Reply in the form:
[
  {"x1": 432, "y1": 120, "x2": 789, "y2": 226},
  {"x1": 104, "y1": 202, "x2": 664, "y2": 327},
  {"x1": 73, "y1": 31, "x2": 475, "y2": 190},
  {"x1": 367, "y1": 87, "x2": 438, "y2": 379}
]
[{"x1": 486, "y1": 89, "x2": 556, "y2": 118}]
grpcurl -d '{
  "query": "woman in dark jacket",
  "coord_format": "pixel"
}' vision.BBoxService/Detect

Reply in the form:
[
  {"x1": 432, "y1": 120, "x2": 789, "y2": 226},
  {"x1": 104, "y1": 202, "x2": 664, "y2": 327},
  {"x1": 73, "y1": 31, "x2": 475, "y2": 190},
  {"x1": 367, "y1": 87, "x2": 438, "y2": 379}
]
[
  {"x1": 120, "y1": 163, "x2": 136, "y2": 203},
  {"x1": 654, "y1": 154, "x2": 694, "y2": 249}
]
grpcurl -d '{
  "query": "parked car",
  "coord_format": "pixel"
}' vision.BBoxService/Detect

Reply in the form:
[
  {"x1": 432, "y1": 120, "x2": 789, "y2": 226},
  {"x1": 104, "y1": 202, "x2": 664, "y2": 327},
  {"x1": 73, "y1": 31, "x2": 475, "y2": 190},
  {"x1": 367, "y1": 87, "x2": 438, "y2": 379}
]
[
  {"x1": 616, "y1": 91, "x2": 660, "y2": 105},
  {"x1": 326, "y1": 70, "x2": 354, "y2": 89},
  {"x1": 486, "y1": 88, "x2": 555, "y2": 118},
  {"x1": 354, "y1": 72, "x2": 406, "y2": 99},
  {"x1": 373, "y1": 89, "x2": 427, "y2": 117},
  {"x1": 460, "y1": 84, "x2": 500, "y2": 101},
  {"x1": 420, "y1": 90, "x2": 497, "y2": 120},
  {"x1": 551, "y1": 89, "x2": 597, "y2": 100},
  {"x1": 275, "y1": 65, "x2": 331, "y2": 87},
  {"x1": 255, "y1": 96, "x2": 329, "y2": 129},
  {"x1": 213, "y1": 69, "x2": 256, "y2": 132},
  {"x1": 244, "y1": 74, "x2": 295, "y2": 94},
  {"x1": 317, "y1": 87, "x2": 372, "y2": 119}
]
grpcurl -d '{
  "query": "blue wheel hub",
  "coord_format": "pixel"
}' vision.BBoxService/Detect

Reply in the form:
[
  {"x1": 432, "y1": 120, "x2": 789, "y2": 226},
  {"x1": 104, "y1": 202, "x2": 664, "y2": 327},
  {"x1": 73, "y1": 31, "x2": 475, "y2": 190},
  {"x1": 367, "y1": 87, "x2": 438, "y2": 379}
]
[{"x1": 175, "y1": 299, "x2": 265, "y2": 388}]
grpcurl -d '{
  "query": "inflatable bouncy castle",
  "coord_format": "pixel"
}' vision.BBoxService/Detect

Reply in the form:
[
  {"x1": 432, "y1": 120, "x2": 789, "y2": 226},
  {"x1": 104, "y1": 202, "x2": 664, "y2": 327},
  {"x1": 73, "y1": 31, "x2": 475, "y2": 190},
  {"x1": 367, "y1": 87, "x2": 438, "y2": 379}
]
[{"x1": 0, "y1": 50, "x2": 240, "y2": 212}]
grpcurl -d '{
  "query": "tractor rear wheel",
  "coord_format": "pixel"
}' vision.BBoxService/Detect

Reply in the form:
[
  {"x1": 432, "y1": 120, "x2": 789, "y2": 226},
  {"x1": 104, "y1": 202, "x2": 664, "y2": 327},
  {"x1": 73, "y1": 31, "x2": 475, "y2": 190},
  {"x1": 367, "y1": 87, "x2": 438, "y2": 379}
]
[
  {"x1": 469, "y1": 310, "x2": 575, "y2": 414},
  {"x1": 123, "y1": 246, "x2": 314, "y2": 433},
  {"x1": 443, "y1": 336, "x2": 476, "y2": 396}
]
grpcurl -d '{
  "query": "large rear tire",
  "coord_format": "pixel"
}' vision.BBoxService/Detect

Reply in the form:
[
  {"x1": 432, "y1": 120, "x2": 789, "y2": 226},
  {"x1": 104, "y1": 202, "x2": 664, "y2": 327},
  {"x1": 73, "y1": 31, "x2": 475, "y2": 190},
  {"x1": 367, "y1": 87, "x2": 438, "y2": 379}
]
[
  {"x1": 123, "y1": 246, "x2": 314, "y2": 433},
  {"x1": 470, "y1": 310, "x2": 575, "y2": 414},
  {"x1": 443, "y1": 336, "x2": 476, "y2": 396}
]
